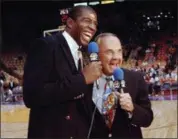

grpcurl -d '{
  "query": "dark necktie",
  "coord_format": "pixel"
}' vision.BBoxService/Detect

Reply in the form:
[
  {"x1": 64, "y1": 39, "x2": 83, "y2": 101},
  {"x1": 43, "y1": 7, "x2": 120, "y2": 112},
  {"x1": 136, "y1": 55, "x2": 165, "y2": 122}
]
[
  {"x1": 78, "y1": 58, "x2": 82, "y2": 71},
  {"x1": 78, "y1": 49, "x2": 83, "y2": 71}
]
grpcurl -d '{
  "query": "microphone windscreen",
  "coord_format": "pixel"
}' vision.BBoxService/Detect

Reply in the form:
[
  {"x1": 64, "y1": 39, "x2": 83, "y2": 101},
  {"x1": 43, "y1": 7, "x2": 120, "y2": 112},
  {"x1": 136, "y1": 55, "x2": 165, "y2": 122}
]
[
  {"x1": 113, "y1": 68, "x2": 124, "y2": 81},
  {"x1": 88, "y1": 42, "x2": 99, "y2": 53}
]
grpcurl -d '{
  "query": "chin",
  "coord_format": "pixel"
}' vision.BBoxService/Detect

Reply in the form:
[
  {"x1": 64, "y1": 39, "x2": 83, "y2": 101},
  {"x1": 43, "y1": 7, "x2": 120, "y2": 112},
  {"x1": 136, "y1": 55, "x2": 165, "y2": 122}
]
[
  {"x1": 82, "y1": 43, "x2": 88, "y2": 47},
  {"x1": 81, "y1": 40, "x2": 90, "y2": 46},
  {"x1": 107, "y1": 72, "x2": 113, "y2": 76},
  {"x1": 104, "y1": 70, "x2": 113, "y2": 76}
]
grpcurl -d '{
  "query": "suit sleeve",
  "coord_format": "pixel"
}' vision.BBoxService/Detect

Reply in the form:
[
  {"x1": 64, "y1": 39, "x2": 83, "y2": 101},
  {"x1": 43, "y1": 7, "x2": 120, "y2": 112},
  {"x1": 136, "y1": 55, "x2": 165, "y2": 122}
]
[
  {"x1": 130, "y1": 72, "x2": 153, "y2": 127},
  {"x1": 23, "y1": 38, "x2": 88, "y2": 108}
]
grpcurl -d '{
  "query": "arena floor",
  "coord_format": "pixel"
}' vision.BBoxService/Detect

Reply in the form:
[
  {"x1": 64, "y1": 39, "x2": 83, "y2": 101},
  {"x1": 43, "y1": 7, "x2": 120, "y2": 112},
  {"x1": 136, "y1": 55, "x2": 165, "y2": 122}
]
[{"x1": 1, "y1": 97, "x2": 177, "y2": 138}]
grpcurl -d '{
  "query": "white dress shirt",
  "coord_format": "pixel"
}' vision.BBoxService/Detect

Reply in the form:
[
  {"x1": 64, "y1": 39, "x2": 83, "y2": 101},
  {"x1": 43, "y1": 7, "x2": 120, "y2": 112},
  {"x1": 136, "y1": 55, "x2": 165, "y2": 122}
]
[
  {"x1": 62, "y1": 31, "x2": 80, "y2": 69},
  {"x1": 92, "y1": 74, "x2": 114, "y2": 114}
]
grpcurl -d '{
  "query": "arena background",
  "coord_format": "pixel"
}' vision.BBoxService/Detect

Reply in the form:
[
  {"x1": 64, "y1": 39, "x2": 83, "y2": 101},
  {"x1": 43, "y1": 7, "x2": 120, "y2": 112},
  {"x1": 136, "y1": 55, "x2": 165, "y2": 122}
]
[{"x1": 0, "y1": 0, "x2": 177, "y2": 138}]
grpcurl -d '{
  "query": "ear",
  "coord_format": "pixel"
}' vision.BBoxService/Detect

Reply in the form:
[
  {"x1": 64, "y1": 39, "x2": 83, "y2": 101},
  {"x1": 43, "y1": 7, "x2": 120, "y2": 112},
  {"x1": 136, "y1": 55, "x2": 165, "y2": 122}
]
[{"x1": 66, "y1": 17, "x2": 74, "y2": 29}]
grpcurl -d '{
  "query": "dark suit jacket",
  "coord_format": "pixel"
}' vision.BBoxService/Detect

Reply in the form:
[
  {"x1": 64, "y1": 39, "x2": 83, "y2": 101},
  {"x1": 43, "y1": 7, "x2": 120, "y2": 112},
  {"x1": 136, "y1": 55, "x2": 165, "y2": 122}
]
[
  {"x1": 90, "y1": 69, "x2": 153, "y2": 138},
  {"x1": 23, "y1": 32, "x2": 93, "y2": 138}
]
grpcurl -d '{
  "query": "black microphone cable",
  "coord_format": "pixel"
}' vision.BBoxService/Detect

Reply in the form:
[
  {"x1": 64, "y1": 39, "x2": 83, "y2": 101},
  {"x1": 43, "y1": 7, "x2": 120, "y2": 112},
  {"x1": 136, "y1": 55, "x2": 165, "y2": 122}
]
[
  {"x1": 87, "y1": 102, "x2": 97, "y2": 139},
  {"x1": 87, "y1": 90, "x2": 104, "y2": 139}
]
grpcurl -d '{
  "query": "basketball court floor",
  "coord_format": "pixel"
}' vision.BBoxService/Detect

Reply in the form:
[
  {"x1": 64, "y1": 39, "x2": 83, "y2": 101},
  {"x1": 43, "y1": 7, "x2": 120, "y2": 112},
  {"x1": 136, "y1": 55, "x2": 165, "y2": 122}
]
[{"x1": 1, "y1": 93, "x2": 177, "y2": 138}]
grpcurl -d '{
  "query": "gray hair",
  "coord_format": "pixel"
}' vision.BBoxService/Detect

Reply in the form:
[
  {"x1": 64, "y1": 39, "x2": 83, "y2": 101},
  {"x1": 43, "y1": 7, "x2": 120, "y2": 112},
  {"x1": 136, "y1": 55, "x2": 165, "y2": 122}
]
[
  {"x1": 94, "y1": 32, "x2": 123, "y2": 47},
  {"x1": 95, "y1": 33, "x2": 119, "y2": 44}
]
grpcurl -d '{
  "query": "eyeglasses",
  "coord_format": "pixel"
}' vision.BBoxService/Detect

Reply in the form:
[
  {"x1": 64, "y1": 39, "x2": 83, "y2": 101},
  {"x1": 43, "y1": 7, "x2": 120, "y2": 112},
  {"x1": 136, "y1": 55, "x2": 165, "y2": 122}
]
[{"x1": 100, "y1": 49, "x2": 123, "y2": 57}]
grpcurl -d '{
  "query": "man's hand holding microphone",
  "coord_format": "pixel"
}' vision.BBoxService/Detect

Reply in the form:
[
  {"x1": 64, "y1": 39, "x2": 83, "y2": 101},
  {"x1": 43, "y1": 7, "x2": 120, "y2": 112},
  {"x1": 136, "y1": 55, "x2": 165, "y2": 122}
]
[
  {"x1": 82, "y1": 42, "x2": 102, "y2": 85},
  {"x1": 113, "y1": 68, "x2": 134, "y2": 116}
]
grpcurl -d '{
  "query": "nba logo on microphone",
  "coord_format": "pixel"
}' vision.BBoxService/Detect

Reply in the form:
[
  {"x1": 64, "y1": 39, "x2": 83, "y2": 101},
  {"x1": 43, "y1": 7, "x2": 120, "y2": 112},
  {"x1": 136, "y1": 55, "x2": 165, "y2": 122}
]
[
  {"x1": 121, "y1": 80, "x2": 125, "y2": 88},
  {"x1": 90, "y1": 53, "x2": 98, "y2": 61},
  {"x1": 113, "y1": 80, "x2": 120, "y2": 89}
]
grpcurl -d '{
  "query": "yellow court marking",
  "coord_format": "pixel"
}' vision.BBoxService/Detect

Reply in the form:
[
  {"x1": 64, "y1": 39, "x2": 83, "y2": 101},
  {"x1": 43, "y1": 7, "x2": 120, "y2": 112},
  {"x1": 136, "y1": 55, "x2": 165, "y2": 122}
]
[{"x1": 1, "y1": 107, "x2": 29, "y2": 123}]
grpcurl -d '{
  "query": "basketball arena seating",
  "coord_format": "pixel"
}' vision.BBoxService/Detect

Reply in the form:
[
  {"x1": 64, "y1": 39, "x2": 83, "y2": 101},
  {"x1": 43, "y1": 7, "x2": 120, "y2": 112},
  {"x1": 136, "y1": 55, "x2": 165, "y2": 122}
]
[
  {"x1": 1, "y1": 52, "x2": 26, "y2": 78},
  {"x1": 122, "y1": 34, "x2": 177, "y2": 97},
  {"x1": 0, "y1": 34, "x2": 177, "y2": 100}
]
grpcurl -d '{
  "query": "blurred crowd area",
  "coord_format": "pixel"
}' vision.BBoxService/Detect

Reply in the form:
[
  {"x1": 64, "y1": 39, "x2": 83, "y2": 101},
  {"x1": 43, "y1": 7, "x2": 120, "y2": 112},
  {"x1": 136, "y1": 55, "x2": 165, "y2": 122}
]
[
  {"x1": 122, "y1": 33, "x2": 177, "y2": 97},
  {"x1": 0, "y1": 52, "x2": 25, "y2": 104},
  {"x1": 0, "y1": 32, "x2": 177, "y2": 104}
]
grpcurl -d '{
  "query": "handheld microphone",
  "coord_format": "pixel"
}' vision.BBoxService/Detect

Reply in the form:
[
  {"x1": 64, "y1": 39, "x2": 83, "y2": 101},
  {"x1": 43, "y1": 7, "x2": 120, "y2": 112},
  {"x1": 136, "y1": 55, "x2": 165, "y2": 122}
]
[
  {"x1": 113, "y1": 68, "x2": 125, "y2": 93},
  {"x1": 113, "y1": 68, "x2": 132, "y2": 118},
  {"x1": 88, "y1": 42, "x2": 99, "y2": 62},
  {"x1": 88, "y1": 42, "x2": 100, "y2": 89}
]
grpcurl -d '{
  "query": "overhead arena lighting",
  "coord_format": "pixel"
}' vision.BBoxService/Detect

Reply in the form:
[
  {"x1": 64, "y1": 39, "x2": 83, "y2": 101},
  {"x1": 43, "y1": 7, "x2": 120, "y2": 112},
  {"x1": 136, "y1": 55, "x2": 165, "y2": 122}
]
[
  {"x1": 89, "y1": 1, "x2": 100, "y2": 6},
  {"x1": 74, "y1": 2, "x2": 88, "y2": 7},
  {"x1": 101, "y1": 0, "x2": 114, "y2": 4}
]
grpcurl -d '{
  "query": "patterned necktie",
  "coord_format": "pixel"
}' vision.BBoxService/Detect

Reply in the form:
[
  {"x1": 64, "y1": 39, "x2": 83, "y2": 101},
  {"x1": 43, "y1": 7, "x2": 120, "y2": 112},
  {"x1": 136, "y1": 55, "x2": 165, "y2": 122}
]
[{"x1": 102, "y1": 77, "x2": 116, "y2": 129}]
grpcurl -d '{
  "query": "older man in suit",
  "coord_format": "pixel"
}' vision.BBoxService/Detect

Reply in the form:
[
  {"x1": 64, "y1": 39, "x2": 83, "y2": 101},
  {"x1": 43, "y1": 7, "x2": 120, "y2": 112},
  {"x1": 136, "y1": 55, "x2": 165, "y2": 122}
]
[
  {"x1": 89, "y1": 33, "x2": 153, "y2": 138},
  {"x1": 23, "y1": 5, "x2": 102, "y2": 138}
]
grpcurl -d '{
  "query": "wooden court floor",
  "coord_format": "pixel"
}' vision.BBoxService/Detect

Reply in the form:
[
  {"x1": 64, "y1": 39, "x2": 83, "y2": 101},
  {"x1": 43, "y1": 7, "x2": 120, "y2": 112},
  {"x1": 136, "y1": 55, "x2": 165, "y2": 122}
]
[{"x1": 1, "y1": 100, "x2": 177, "y2": 138}]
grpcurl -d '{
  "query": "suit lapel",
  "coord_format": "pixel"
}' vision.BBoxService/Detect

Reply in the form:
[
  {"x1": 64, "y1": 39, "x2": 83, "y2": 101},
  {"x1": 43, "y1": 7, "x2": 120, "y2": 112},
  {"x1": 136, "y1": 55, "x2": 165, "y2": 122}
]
[
  {"x1": 56, "y1": 32, "x2": 77, "y2": 73},
  {"x1": 91, "y1": 100, "x2": 110, "y2": 130},
  {"x1": 55, "y1": 32, "x2": 91, "y2": 116}
]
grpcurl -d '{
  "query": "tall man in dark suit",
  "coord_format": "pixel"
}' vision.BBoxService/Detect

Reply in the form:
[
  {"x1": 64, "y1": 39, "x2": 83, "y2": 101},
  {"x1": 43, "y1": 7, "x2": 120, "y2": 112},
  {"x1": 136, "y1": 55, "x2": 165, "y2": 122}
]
[
  {"x1": 90, "y1": 33, "x2": 153, "y2": 138},
  {"x1": 23, "y1": 6, "x2": 102, "y2": 138}
]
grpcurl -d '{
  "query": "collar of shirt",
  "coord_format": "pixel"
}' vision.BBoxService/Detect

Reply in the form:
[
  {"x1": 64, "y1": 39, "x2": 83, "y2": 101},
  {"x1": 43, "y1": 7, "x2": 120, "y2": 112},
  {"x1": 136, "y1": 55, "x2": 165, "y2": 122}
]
[
  {"x1": 62, "y1": 31, "x2": 81, "y2": 68},
  {"x1": 101, "y1": 74, "x2": 114, "y2": 81}
]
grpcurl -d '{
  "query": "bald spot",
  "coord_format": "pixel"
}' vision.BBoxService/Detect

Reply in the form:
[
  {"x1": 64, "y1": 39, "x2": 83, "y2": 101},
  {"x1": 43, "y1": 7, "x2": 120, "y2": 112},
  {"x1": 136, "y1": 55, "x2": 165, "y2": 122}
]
[{"x1": 97, "y1": 35, "x2": 122, "y2": 51}]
